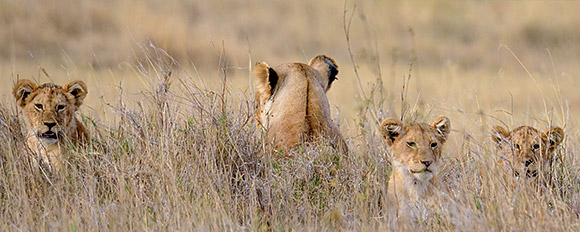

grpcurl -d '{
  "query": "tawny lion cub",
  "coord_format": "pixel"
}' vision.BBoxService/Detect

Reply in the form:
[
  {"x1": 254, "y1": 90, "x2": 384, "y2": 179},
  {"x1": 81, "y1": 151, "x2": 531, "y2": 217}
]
[
  {"x1": 380, "y1": 116, "x2": 451, "y2": 207},
  {"x1": 254, "y1": 55, "x2": 347, "y2": 151},
  {"x1": 13, "y1": 79, "x2": 89, "y2": 171},
  {"x1": 491, "y1": 125, "x2": 564, "y2": 178}
]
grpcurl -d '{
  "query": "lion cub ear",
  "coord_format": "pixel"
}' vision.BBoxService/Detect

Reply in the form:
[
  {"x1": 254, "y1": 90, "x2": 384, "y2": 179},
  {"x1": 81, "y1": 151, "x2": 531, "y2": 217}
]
[
  {"x1": 432, "y1": 116, "x2": 451, "y2": 143},
  {"x1": 308, "y1": 55, "x2": 338, "y2": 92},
  {"x1": 254, "y1": 61, "x2": 279, "y2": 98},
  {"x1": 543, "y1": 127, "x2": 564, "y2": 151},
  {"x1": 63, "y1": 80, "x2": 88, "y2": 107},
  {"x1": 13, "y1": 79, "x2": 38, "y2": 108},
  {"x1": 380, "y1": 118, "x2": 404, "y2": 147},
  {"x1": 491, "y1": 125, "x2": 510, "y2": 145}
]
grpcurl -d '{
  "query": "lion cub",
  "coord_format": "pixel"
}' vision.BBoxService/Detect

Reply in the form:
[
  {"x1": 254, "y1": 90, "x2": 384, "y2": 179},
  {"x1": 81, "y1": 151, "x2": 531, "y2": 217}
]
[
  {"x1": 380, "y1": 116, "x2": 451, "y2": 211},
  {"x1": 254, "y1": 55, "x2": 347, "y2": 151},
  {"x1": 491, "y1": 125, "x2": 564, "y2": 178},
  {"x1": 13, "y1": 79, "x2": 89, "y2": 171}
]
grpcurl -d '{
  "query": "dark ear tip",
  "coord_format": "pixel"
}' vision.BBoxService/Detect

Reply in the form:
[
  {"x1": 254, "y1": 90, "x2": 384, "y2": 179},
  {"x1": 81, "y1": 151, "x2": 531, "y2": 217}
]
[{"x1": 309, "y1": 55, "x2": 338, "y2": 68}]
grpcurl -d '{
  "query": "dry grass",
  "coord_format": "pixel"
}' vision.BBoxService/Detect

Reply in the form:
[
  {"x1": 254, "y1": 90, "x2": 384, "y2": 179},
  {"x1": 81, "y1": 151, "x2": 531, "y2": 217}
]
[{"x1": 1, "y1": 0, "x2": 580, "y2": 231}]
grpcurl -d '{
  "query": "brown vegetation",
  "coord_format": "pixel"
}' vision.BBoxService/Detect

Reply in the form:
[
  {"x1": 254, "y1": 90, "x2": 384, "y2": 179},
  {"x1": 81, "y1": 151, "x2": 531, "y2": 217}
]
[{"x1": 1, "y1": 0, "x2": 580, "y2": 230}]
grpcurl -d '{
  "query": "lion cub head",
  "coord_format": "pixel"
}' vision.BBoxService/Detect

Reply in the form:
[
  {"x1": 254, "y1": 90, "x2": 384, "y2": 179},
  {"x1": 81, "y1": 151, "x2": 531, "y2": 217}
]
[
  {"x1": 13, "y1": 79, "x2": 87, "y2": 145},
  {"x1": 381, "y1": 116, "x2": 450, "y2": 201},
  {"x1": 491, "y1": 125, "x2": 564, "y2": 178},
  {"x1": 253, "y1": 55, "x2": 347, "y2": 151},
  {"x1": 381, "y1": 116, "x2": 451, "y2": 183},
  {"x1": 13, "y1": 79, "x2": 88, "y2": 171}
]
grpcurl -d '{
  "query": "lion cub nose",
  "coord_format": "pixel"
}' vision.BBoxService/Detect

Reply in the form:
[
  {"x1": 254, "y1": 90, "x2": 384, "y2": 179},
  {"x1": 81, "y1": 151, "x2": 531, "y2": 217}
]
[
  {"x1": 421, "y1": 160, "x2": 433, "y2": 167},
  {"x1": 44, "y1": 122, "x2": 57, "y2": 129}
]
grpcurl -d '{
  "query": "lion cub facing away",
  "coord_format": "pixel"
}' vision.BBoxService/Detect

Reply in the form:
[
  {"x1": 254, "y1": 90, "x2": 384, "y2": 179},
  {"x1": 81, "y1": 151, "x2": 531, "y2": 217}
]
[
  {"x1": 380, "y1": 116, "x2": 451, "y2": 212},
  {"x1": 13, "y1": 79, "x2": 89, "y2": 171},
  {"x1": 491, "y1": 125, "x2": 564, "y2": 178},
  {"x1": 254, "y1": 55, "x2": 347, "y2": 152}
]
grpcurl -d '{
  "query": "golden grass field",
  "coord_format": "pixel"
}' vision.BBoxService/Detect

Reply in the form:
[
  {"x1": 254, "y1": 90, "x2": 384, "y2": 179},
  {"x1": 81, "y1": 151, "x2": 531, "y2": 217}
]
[{"x1": 1, "y1": 0, "x2": 580, "y2": 230}]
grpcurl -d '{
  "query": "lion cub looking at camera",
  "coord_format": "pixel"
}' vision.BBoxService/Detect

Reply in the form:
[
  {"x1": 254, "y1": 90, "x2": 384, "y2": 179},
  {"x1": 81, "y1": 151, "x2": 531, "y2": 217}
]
[
  {"x1": 13, "y1": 79, "x2": 89, "y2": 171},
  {"x1": 491, "y1": 125, "x2": 564, "y2": 178},
  {"x1": 380, "y1": 116, "x2": 451, "y2": 212},
  {"x1": 254, "y1": 55, "x2": 347, "y2": 151}
]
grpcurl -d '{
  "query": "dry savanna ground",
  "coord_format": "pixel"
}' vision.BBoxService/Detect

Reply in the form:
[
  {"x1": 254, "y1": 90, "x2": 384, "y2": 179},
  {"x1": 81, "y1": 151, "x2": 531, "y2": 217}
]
[{"x1": 1, "y1": 0, "x2": 580, "y2": 231}]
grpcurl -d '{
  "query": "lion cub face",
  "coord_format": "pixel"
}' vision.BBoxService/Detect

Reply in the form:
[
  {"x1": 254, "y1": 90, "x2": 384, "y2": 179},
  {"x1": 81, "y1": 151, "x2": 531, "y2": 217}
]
[
  {"x1": 13, "y1": 79, "x2": 87, "y2": 145},
  {"x1": 381, "y1": 116, "x2": 451, "y2": 183},
  {"x1": 492, "y1": 125, "x2": 564, "y2": 178}
]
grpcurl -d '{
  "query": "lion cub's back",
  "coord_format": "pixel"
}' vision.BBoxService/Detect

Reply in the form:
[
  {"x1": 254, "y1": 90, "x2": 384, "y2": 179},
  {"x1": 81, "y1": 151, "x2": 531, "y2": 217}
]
[{"x1": 267, "y1": 63, "x2": 334, "y2": 148}]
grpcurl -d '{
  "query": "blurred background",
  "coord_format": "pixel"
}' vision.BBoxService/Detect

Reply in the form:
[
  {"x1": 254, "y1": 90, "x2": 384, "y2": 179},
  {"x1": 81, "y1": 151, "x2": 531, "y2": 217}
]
[{"x1": 1, "y1": 0, "x2": 579, "y2": 139}]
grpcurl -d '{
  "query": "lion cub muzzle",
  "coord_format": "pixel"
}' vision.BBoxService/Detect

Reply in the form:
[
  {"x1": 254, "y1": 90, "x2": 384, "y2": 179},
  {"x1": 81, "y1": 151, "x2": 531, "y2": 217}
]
[
  {"x1": 36, "y1": 122, "x2": 60, "y2": 144},
  {"x1": 406, "y1": 159, "x2": 437, "y2": 182}
]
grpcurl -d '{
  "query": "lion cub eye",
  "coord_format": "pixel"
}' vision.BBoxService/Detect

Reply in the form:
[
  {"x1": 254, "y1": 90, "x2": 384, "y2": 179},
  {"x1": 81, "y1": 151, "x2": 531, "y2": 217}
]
[
  {"x1": 532, "y1": 144, "x2": 540, "y2": 150},
  {"x1": 430, "y1": 142, "x2": 438, "y2": 148},
  {"x1": 56, "y1": 105, "x2": 66, "y2": 111},
  {"x1": 514, "y1": 144, "x2": 521, "y2": 151},
  {"x1": 34, "y1": 104, "x2": 43, "y2": 111},
  {"x1": 406, "y1": 142, "x2": 416, "y2": 148}
]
